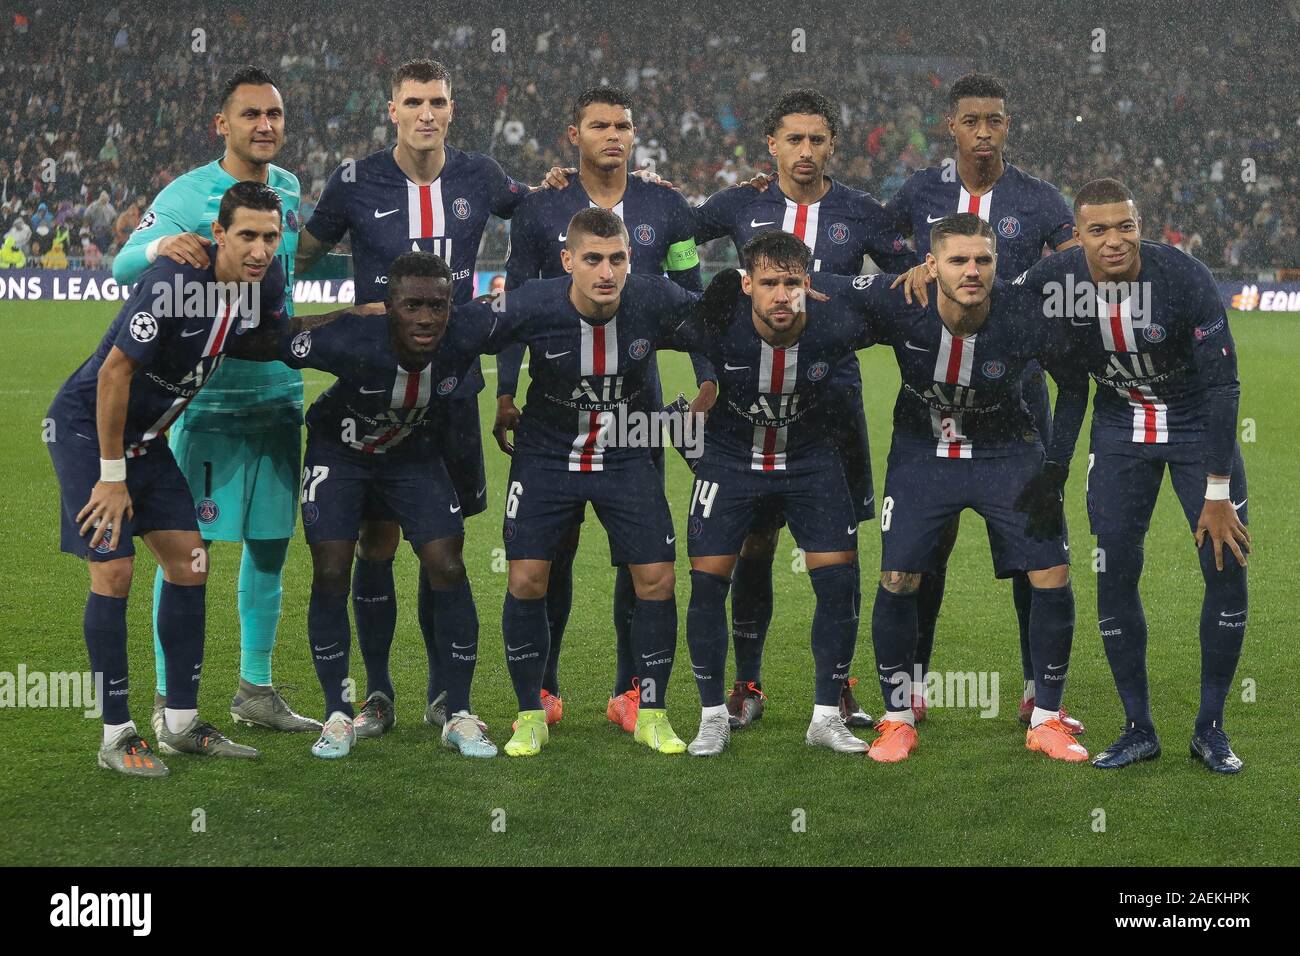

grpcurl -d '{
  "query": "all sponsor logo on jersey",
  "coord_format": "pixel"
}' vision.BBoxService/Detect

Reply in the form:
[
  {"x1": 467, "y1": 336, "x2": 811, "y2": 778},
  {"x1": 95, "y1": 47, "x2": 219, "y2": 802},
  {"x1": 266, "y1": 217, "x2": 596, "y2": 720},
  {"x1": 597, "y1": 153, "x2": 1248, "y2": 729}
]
[
  {"x1": 1143, "y1": 323, "x2": 1166, "y2": 343},
  {"x1": 302, "y1": 502, "x2": 319, "y2": 526},
  {"x1": 982, "y1": 359, "x2": 1007, "y2": 379},
  {"x1": 807, "y1": 360, "x2": 829, "y2": 382},
  {"x1": 129, "y1": 312, "x2": 158, "y2": 342},
  {"x1": 135, "y1": 211, "x2": 156, "y2": 232},
  {"x1": 196, "y1": 498, "x2": 220, "y2": 524},
  {"x1": 290, "y1": 331, "x2": 312, "y2": 358},
  {"x1": 437, "y1": 376, "x2": 459, "y2": 395},
  {"x1": 628, "y1": 338, "x2": 650, "y2": 360},
  {"x1": 997, "y1": 216, "x2": 1021, "y2": 239},
  {"x1": 452, "y1": 197, "x2": 471, "y2": 220},
  {"x1": 827, "y1": 222, "x2": 850, "y2": 244},
  {"x1": 634, "y1": 223, "x2": 655, "y2": 245}
]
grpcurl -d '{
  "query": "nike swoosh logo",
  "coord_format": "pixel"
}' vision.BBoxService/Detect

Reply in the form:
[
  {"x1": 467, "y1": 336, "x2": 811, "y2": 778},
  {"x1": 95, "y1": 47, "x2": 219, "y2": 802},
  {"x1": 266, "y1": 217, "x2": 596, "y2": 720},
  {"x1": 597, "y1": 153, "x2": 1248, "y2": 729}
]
[
  {"x1": 835, "y1": 661, "x2": 851, "y2": 669},
  {"x1": 847, "y1": 525, "x2": 858, "y2": 535},
  {"x1": 193, "y1": 663, "x2": 201, "y2": 669},
  {"x1": 506, "y1": 643, "x2": 531, "y2": 652},
  {"x1": 557, "y1": 232, "x2": 567, "y2": 241},
  {"x1": 926, "y1": 214, "x2": 946, "y2": 223},
  {"x1": 181, "y1": 328, "x2": 205, "y2": 337},
  {"x1": 313, "y1": 643, "x2": 338, "y2": 651},
  {"x1": 750, "y1": 219, "x2": 776, "y2": 228},
  {"x1": 1220, "y1": 609, "x2": 1246, "y2": 618},
  {"x1": 641, "y1": 649, "x2": 670, "y2": 659},
  {"x1": 374, "y1": 209, "x2": 399, "y2": 218},
  {"x1": 450, "y1": 503, "x2": 461, "y2": 513},
  {"x1": 1070, "y1": 318, "x2": 1092, "y2": 327},
  {"x1": 475, "y1": 484, "x2": 487, "y2": 498},
  {"x1": 1232, "y1": 499, "x2": 1246, "y2": 511},
  {"x1": 1046, "y1": 663, "x2": 1067, "y2": 671},
  {"x1": 545, "y1": 350, "x2": 571, "y2": 359},
  {"x1": 451, "y1": 642, "x2": 475, "y2": 649},
  {"x1": 723, "y1": 363, "x2": 750, "y2": 371},
  {"x1": 904, "y1": 340, "x2": 928, "y2": 351},
  {"x1": 359, "y1": 387, "x2": 386, "y2": 395},
  {"x1": 109, "y1": 678, "x2": 126, "y2": 686},
  {"x1": 1098, "y1": 617, "x2": 1115, "y2": 625},
  {"x1": 878, "y1": 663, "x2": 901, "y2": 671}
]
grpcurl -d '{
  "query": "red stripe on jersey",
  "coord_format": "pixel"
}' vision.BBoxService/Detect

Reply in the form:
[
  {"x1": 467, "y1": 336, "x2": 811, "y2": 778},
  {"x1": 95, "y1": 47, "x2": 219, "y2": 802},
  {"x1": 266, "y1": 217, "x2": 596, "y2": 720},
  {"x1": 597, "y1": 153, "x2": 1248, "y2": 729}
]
[
  {"x1": 791, "y1": 204, "x2": 809, "y2": 241},
  {"x1": 1128, "y1": 387, "x2": 1158, "y2": 443},
  {"x1": 967, "y1": 193, "x2": 980, "y2": 214},
  {"x1": 947, "y1": 435, "x2": 965, "y2": 458},
  {"x1": 419, "y1": 185, "x2": 434, "y2": 238},
  {"x1": 402, "y1": 369, "x2": 422, "y2": 407},
  {"x1": 576, "y1": 325, "x2": 607, "y2": 471},
  {"x1": 1109, "y1": 302, "x2": 1128, "y2": 354},
  {"x1": 944, "y1": 335, "x2": 965, "y2": 384},
  {"x1": 760, "y1": 349, "x2": 788, "y2": 470},
  {"x1": 208, "y1": 302, "x2": 233, "y2": 356}
]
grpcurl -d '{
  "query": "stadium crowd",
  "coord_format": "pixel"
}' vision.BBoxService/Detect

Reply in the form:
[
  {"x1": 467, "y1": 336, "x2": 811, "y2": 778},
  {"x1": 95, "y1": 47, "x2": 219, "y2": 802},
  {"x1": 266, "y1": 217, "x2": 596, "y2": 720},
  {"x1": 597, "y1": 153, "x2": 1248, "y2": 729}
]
[{"x1": 2, "y1": 2, "x2": 1296, "y2": 271}]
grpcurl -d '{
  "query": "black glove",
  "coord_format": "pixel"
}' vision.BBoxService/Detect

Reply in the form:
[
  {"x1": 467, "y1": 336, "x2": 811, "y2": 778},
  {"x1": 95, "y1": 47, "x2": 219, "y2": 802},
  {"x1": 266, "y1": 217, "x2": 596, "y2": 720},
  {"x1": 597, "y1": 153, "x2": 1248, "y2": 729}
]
[
  {"x1": 661, "y1": 393, "x2": 699, "y2": 472},
  {"x1": 1013, "y1": 460, "x2": 1068, "y2": 541},
  {"x1": 699, "y1": 268, "x2": 743, "y2": 337}
]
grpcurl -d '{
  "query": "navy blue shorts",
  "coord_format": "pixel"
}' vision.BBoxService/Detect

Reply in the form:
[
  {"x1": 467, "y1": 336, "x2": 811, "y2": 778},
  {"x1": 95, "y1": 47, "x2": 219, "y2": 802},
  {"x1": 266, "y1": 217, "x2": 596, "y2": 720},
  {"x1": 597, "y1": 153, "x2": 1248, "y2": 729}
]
[
  {"x1": 428, "y1": 396, "x2": 488, "y2": 519},
  {"x1": 1022, "y1": 360, "x2": 1052, "y2": 449},
  {"x1": 503, "y1": 453, "x2": 675, "y2": 565},
  {"x1": 689, "y1": 449, "x2": 858, "y2": 557},
  {"x1": 299, "y1": 441, "x2": 463, "y2": 548},
  {"x1": 879, "y1": 441, "x2": 1068, "y2": 577},
  {"x1": 747, "y1": 385, "x2": 875, "y2": 536},
  {"x1": 48, "y1": 427, "x2": 197, "y2": 561},
  {"x1": 1086, "y1": 438, "x2": 1248, "y2": 536}
]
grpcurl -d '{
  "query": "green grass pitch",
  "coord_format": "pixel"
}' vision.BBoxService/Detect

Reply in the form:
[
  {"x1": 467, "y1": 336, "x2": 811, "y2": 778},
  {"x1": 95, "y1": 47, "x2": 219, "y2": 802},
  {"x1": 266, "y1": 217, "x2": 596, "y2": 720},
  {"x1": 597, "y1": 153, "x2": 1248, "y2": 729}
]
[{"x1": 1, "y1": 301, "x2": 1294, "y2": 866}]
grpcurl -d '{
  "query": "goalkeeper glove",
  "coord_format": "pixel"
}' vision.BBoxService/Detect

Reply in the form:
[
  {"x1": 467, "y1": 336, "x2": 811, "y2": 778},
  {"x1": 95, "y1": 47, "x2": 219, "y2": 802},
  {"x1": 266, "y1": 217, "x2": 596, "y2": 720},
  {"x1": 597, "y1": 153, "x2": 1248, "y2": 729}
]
[{"x1": 1013, "y1": 460, "x2": 1069, "y2": 541}]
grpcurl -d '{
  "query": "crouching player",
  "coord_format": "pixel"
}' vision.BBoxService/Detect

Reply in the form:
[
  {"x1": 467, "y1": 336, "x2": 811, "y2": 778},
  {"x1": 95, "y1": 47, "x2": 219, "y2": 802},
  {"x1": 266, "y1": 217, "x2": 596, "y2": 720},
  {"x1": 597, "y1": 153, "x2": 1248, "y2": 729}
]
[
  {"x1": 45, "y1": 182, "x2": 316, "y2": 775},
  {"x1": 859, "y1": 213, "x2": 1089, "y2": 764},
  {"x1": 272, "y1": 252, "x2": 496, "y2": 759}
]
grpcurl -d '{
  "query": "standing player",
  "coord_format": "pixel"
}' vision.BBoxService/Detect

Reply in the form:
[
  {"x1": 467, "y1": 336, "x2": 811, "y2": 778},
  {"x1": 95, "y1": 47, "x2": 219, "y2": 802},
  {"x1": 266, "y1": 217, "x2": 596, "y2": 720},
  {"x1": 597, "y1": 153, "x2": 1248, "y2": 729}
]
[
  {"x1": 676, "y1": 233, "x2": 875, "y2": 757},
  {"x1": 858, "y1": 215, "x2": 1088, "y2": 764},
  {"x1": 272, "y1": 253, "x2": 495, "y2": 759},
  {"x1": 296, "y1": 59, "x2": 532, "y2": 737},
  {"x1": 692, "y1": 88, "x2": 917, "y2": 730},
  {"x1": 113, "y1": 67, "x2": 320, "y2": 734},
  {"x1": 1015, "y1": 179, "x2": 1250, "y2": 773},
  {"x1": 885, "y1": 73, "x2": 1082, "y2": 730},
  {"x1": 493, "y1": 86, "x2": 714, "y2": 734},
  {"x1": 460, "y1": 208, "x2": 707, "y2": 757},
  {"x1": 48, "y1": 183, "x2": 315, "y2": 775}
]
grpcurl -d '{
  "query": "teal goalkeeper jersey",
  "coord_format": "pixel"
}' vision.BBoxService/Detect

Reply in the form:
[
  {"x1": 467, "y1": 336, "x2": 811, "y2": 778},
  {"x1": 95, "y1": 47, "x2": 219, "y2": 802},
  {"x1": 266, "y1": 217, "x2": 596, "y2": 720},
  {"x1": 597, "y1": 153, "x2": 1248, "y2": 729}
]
[{"x1": 113, "y1": 160, "x2": 303, "y2": 432}]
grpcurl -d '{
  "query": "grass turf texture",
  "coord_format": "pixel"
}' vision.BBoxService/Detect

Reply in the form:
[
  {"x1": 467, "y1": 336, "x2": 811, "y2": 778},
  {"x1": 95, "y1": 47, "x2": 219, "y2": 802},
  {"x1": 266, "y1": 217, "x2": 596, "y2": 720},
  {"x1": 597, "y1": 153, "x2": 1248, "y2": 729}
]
[{"x1": 1, "y1": 301, "x2": 1294, "y2": 867}]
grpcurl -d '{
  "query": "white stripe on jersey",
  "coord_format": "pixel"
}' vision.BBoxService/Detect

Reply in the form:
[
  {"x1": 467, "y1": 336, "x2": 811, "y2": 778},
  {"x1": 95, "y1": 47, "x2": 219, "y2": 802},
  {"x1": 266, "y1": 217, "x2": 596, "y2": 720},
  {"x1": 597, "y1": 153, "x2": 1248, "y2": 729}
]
[
  {"x1": 932, "y1": 327, "x2": 976, "y2": 457},
  {"x1": 782, "y1": 199, "x2": 821, "y2": 268},
  {"x1": 354, "y1": 364, "x2": 433, "y2": 453},
  {"x1": 931, "y1": 408, "x2": 972, "y2": 458},
  {"x1": 407, "y1": 179, "x2": 446, "y2": 238},
  {"x1": 957, "y1": 187, "x2": 993, "y2": 221},
  {"x1": 569, "y1": 317, "x2": 620, "y2": 472},
  {"x1": 750, "y1": 342, "x2": 798, "y2": 471},
  {"x1": 1097, "y1": 296, "x2": 1140, "y2": 352},
  {"x1": 1123, "y1": 384, "x2": 1169, "y2": 444}
]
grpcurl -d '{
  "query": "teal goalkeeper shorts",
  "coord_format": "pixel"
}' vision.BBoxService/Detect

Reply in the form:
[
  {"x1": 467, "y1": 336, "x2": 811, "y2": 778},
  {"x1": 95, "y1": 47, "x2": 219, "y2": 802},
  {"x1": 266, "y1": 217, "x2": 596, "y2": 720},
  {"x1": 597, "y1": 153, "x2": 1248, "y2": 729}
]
[{"x1": 169, "y1": 421, "x2": 302, "y2": 542}]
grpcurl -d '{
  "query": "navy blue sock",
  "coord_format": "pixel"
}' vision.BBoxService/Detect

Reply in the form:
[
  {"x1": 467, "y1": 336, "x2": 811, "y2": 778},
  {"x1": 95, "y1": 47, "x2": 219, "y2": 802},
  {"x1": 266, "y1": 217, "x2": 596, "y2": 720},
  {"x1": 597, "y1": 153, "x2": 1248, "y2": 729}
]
[
  {"x1": 542, "y1": 548, "x2": 575, "y2": 695},
  {"x1": 1029, "y1": 584, "x2": 1075, "y2": 712},
  {"x1": 686, "y1": 570, "x2": 730, "y2": 707},
  {"x1": 352, "y1": 558, "x2": 396, "y2": 701},
  {"x1": 612, "y1": 564, "x2": 637, "y2": 695},
  {"x1": 731, "y1": 552, "x2": 773, "y2": 686},
  {"x1": 914, "y1": 566, "x2": 946, "y2": 674},
  {"x1": 809, "y1": 564, "x2": 859, "y2": 707},
  {"x1": 423, "y1": 576, "x2": 479, "y2": 715},
  {"x1": 870, "y1": 584, "x2": 919, "y2": 713},
  {"x1": 1095, "y1": 534, "x2": 1154, "y2": 732},
  {"x1": 1012, "y1": 572, "x2": 1034, "y2": 682},
  {"x1": 85, "y1": 593, "x2": 130, "y2": 725},
  {"x1": 631, "y1": 595, "x2": 677, "y2": 709},
  {"x1": 309, "y1": 588, "x2": 352, "y2": 719},
  {"x1": 502, "y1": 593, "x2": 549, "y2": 712},
  {"x1": 157, "y1": 581, "x2": 205, "y2": 710},
  {"x1": 416, "y1": 574, "x2": 447, "y2": 705},
  {"x1": 1195, "y1": 544, "x2": 1248, "y2": 734}
]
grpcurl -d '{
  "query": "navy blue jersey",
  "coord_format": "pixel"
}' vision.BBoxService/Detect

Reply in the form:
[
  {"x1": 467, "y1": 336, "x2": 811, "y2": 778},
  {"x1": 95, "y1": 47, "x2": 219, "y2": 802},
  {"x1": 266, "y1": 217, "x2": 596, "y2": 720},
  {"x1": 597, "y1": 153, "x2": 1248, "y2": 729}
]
[
  {"x1": 459, "y1": 274, "x2": 699, "y2": 470},
  {"x1": 1015, "y1": 241, "x2": 1239, "y2": 470},
  {"x1": 496, "y1": 173, "x2": 704, "y2": 397},
  {"x1": 49, "y1": 257, "x2": 287, "y2": 457},
  {"x1": 306, "y1": 145, "x2": 528, "y2": 399},
  {"x1": 694, "y1": 178, "x2": 917, "y2": 275},
  {"x1": 887, "y1": 162, "x2": 1074, "y2": 278},
  {"x1": 851, "y1": 274, "x2": 1076, "y2": 459},
  {"x1": 668, "y1": 274, "x2": 874, "y2": 470},
  {"x1": 274, "y1": 313, "x2": 487, "y2": 460}
]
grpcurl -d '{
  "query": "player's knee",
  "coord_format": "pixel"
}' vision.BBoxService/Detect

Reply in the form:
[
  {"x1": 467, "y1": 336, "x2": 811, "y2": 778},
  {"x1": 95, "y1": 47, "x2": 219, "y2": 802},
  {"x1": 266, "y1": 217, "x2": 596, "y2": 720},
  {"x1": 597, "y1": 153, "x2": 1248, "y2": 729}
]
[
  {"x1": 740, "y1": 527, "x2": 779, "y2": 559},
  {"x1": 1027, "y1": 565, "x2": 1070, "y2": 589},
  {"x1": 356, "y1": 521, "x2": 399, "y2": 561},
  {"x1": 310, "y1": 550, "x2": 352, "y2": 595},
  {"x1": 632, "y1": 564, "x2": 675, "y2": 601},
  {"x1": 88, "y1": 557, "x2": 134, "y2": 598},
  {"x1": 507, "y1": 565, "x2": 548, "y2": 600},
  {"x1": 420, "y1": 547, "x2": 467, "y2": 590},
  {"x1": 880, "y1": 570, "x2": 921, "y2": 595}
]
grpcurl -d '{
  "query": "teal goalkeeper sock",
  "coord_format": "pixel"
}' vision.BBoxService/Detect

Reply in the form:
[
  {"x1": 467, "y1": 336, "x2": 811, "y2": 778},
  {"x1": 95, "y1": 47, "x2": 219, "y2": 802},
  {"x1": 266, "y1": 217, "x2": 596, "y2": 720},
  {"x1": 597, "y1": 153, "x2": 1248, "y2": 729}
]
[
  {"x1": 151, "y1": 563, "x2": 167, "y2": 695},
  {"x1": 238, "y1": 538, "x2": 290, "y2": 686}
]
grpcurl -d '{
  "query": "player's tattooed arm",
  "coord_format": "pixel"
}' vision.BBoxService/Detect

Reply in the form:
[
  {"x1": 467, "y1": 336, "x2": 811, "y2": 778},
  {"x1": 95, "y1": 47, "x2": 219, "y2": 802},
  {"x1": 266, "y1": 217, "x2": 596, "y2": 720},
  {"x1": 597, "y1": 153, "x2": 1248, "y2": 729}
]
[
  {"x1": 81, "y1": 347, "x2": 139, "y2": 550},
  {"x1": 294, "y1": 227, "x2": 334, "y2": 279}
]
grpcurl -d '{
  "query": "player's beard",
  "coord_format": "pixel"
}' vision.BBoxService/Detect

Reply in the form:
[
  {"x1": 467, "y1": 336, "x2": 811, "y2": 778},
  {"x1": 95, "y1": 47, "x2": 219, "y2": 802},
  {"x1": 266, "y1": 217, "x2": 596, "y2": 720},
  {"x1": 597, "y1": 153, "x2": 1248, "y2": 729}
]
[{"x1": 936, "y1": 275, "x2": 991, "y2": 328}]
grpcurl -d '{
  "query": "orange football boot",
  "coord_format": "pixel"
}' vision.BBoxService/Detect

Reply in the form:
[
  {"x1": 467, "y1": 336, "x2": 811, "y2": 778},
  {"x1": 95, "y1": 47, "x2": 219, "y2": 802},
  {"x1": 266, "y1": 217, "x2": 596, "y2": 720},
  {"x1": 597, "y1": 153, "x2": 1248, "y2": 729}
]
[
  {"x1": 868, "y1": 719, "x2": 918, "y2": 763},
  {"x1": 512, "y1": 689, "x2": 563, "y2": 730},
  {"x1": 1025, "y1": 717, "x2": 1089, "y2": 762},
  {"x1": 606, "y1": 682, "x2": 639, "y2": 733}
]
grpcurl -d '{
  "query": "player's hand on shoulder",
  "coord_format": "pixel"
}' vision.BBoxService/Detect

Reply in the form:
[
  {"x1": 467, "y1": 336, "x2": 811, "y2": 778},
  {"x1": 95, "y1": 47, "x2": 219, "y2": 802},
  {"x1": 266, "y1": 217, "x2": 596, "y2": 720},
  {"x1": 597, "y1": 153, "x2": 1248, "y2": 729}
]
[
  {"x1": 541, "y1": 166, "x2": 577, "y2": 190},
  {"x1": 890, "y1": 262, "x2": 933, "y2": 307},
  {"x1": 157, "y1": 233, "x2": 211, "y2": 269},
  {"x1": 353, "y1": 301, "x2": 387, "y2": 316},
  {"x1": 493, "y1": 394, "x2": 521, "y2": 455},
  {"x1": 631, "y1": 166, "x2": 675, "y2": 189},
  {"x1": 689, "y1": 380, "x2": 718, "y2": 420},
  {"x1": 742, "y1": 171, "x2": 774, "y2": 192},
  {"x1": 77, "y1": 480, "x2": 134, "y2": 552},
  {"x1": 1195, "y1": 493, "x2": 1250, "y2": 571}
]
